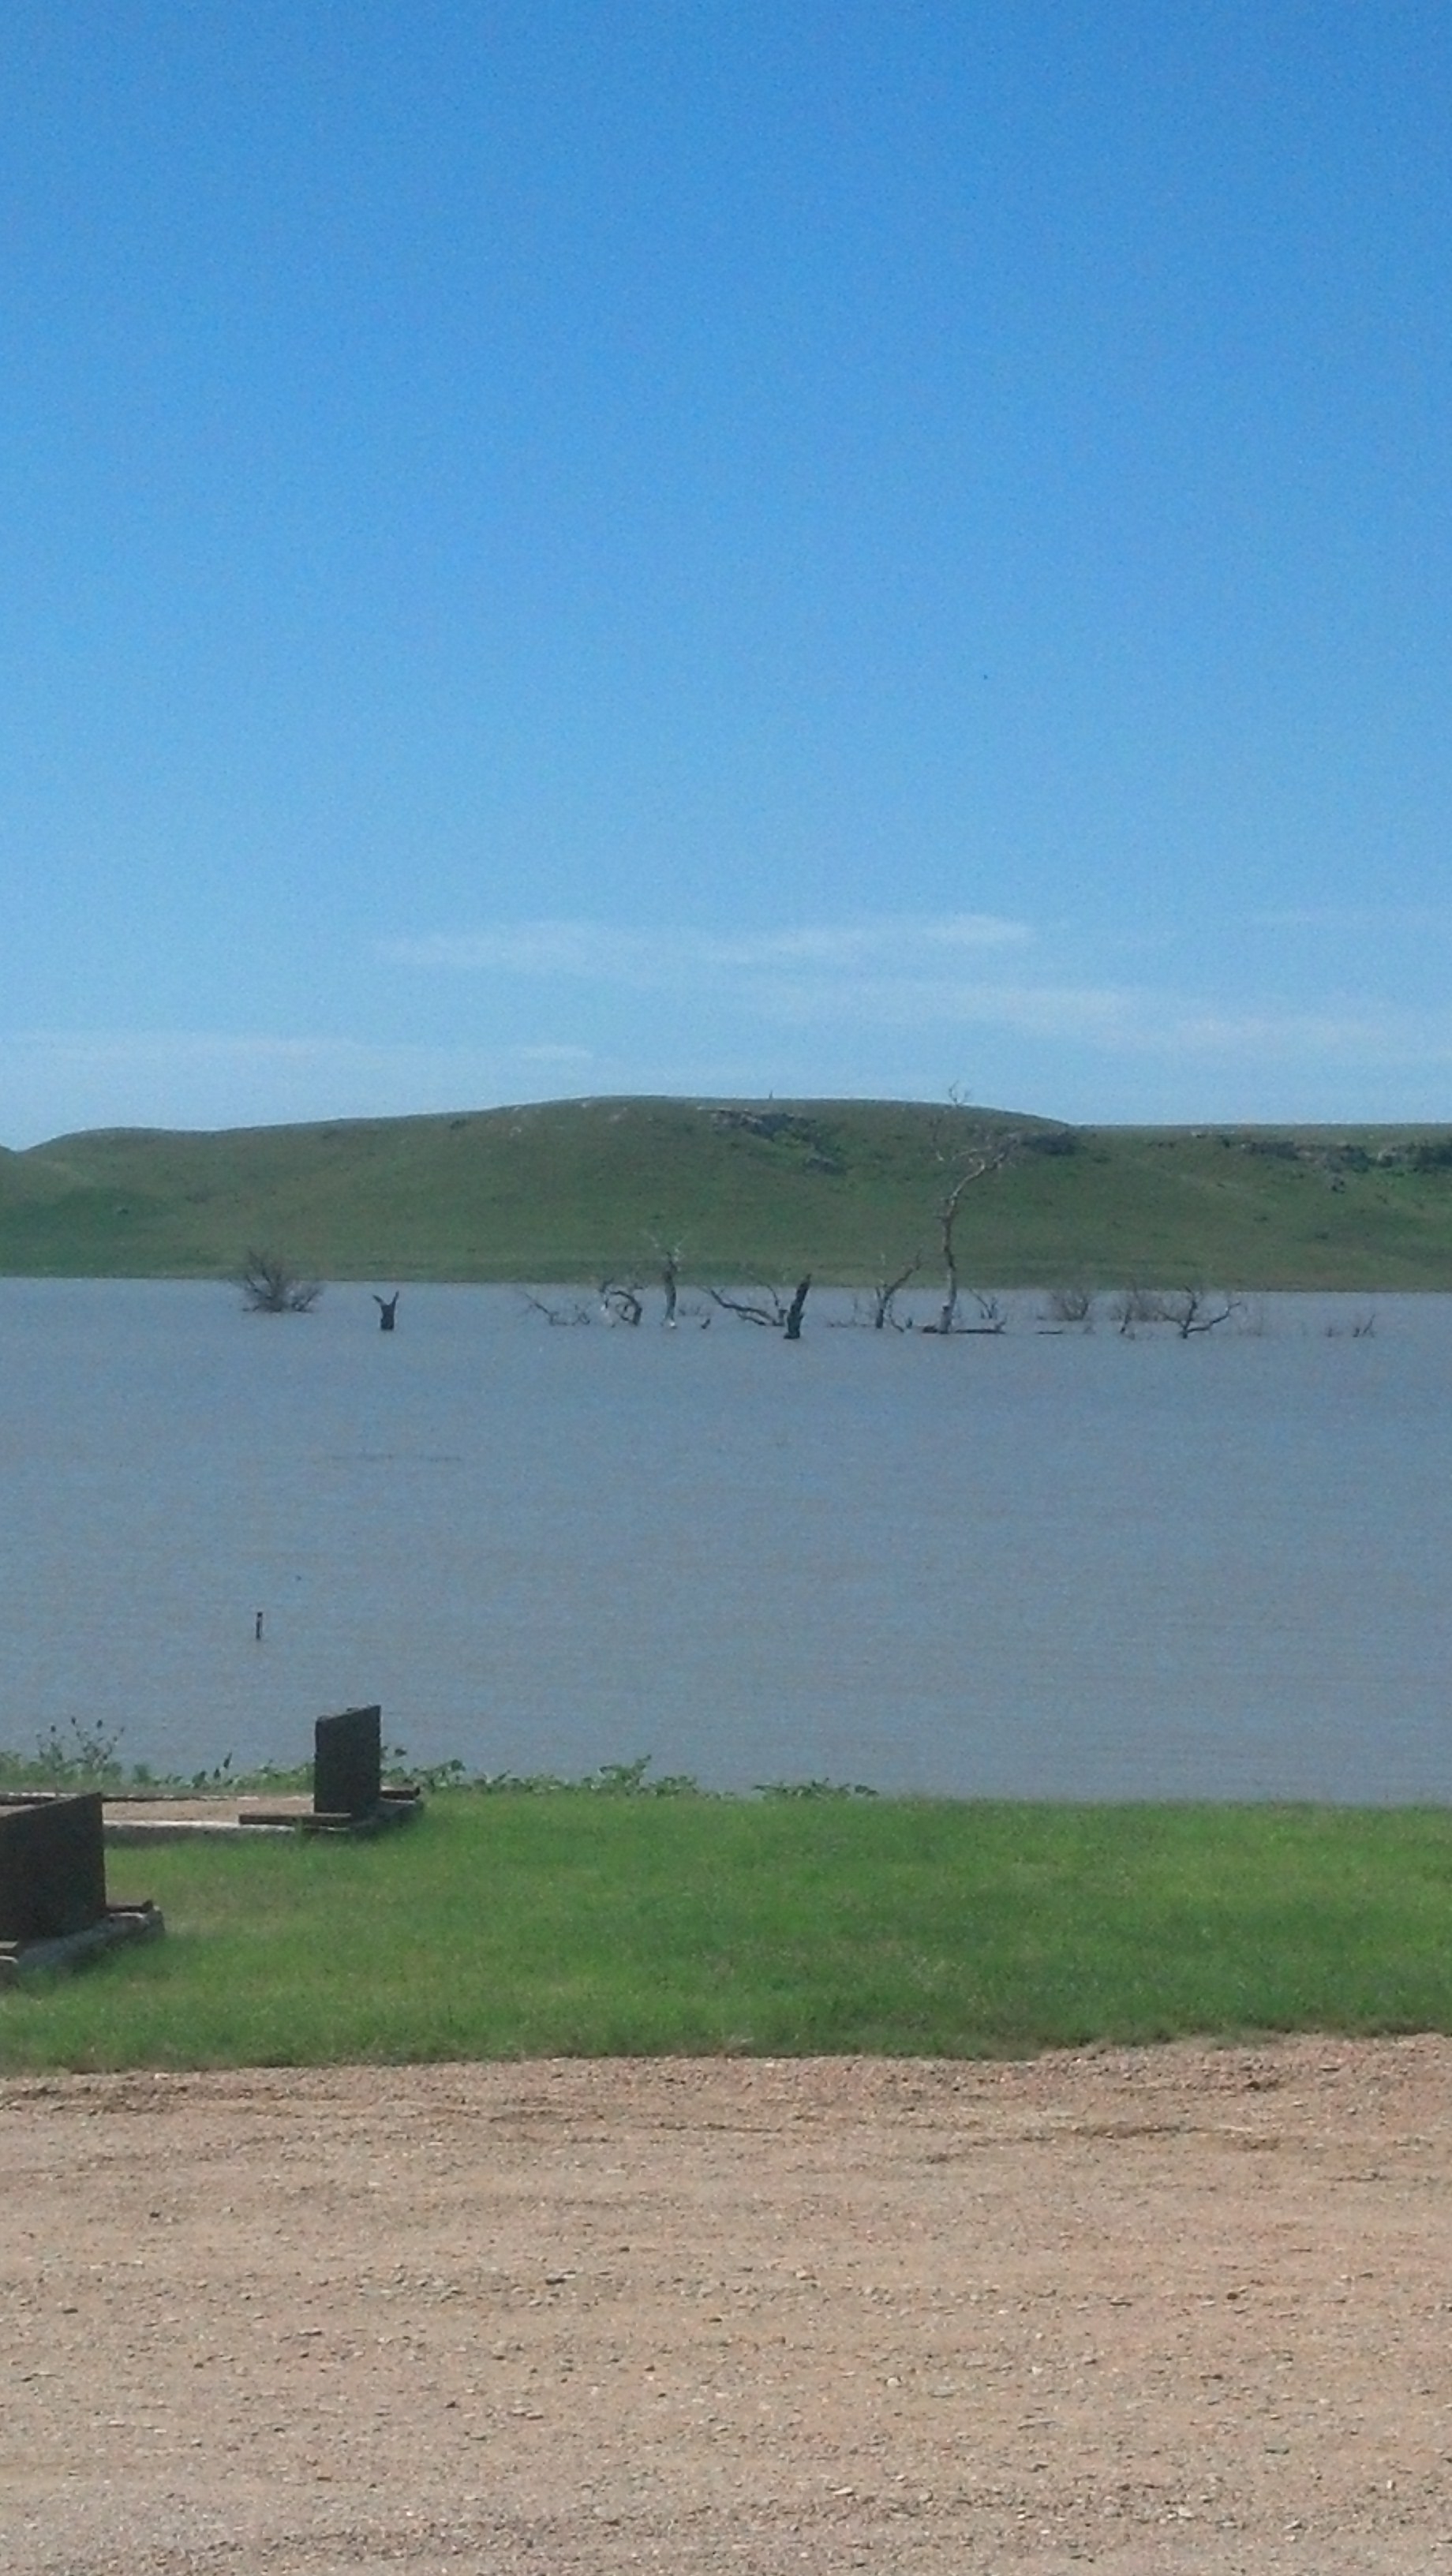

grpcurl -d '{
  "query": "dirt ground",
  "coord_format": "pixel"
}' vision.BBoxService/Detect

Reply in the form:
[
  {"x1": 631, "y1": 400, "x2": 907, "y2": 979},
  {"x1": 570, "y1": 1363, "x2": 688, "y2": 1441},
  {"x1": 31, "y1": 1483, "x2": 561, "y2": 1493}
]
[{"x1": 3, "y1": 2038, "x2": 1451, "y2": 2575}]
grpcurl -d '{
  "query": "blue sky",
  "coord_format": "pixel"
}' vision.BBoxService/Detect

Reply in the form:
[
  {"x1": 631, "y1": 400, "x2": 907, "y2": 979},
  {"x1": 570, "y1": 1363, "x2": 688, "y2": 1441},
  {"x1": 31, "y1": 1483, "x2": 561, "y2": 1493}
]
[{"x1": 3, "y1": 2, "x2": 1450, "y2": 1144}]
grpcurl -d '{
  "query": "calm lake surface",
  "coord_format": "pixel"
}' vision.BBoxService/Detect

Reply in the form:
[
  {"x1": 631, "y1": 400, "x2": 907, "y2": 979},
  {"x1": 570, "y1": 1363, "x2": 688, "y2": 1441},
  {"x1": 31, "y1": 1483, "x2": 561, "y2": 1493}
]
[{"x1": 2, "y1": 1279, "x2": 1448, "y2": 1799}]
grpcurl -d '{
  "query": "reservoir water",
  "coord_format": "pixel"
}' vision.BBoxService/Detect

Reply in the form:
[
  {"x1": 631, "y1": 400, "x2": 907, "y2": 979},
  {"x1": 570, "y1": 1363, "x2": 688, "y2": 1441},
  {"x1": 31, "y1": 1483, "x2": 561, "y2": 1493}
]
[{"x1": 2, "y1": 1278, "x2": 1448, "y2": 1799}]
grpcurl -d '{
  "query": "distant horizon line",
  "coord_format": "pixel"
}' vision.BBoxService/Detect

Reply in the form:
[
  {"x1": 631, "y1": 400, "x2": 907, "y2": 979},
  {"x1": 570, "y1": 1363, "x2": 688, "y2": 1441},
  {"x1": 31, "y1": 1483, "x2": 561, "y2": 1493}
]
[{"x1": 8, "y1": 1091, "x2": 1452, "y2": 1155}]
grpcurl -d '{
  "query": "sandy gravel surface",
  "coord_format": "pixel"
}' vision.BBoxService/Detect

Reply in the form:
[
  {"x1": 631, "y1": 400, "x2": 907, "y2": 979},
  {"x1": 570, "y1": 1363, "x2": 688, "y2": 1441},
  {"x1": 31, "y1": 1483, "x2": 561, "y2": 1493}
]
[{"x1": 4, "y1": 2038, "x2": 1451, "y2": 2574}]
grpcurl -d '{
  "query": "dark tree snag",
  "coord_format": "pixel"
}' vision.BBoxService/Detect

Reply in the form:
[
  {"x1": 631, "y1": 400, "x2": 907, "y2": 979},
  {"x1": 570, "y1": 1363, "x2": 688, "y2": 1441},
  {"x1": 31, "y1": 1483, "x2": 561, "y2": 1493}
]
[
  {"x1": 237, "y1": 1252, "x2": 324, "y2": 1313},
  {"x1": 1043, "y1": 1286, "x2": 1094, "y2": 1327},
  {"x1": 1164, "y1": 1286, "x2": 1244, "y2": 1339},
  {"x1": 650, "y1": 1238, "x2": 684, "y2": 1326},
  {"x1": 1109, "y1": 1286, "x2": 1241, "y2": 1337},
  {"x1": 708, "y1": 1279, "x2": 812, "y2": 1336},
  {"x1": 373, "y1": 1293, "x2": 400, "y2": 1331},
  {"x1": 708, "y1": 1287, "x2": 780, "y2": 1327},
  {"x1": 949, "y1": 1289, "x2": 1007, "y2": 1333},
  {"x1": 920, "y1": 1101, "x2": 1018, "y2": 1333},
  {"x1": 932, "y1": 1151, "x2": 1012, "y2": 1332},
  {"x1": 1112, "y1": 1286, "x2": 1164, "y2": 1335},
  {"x1": 870, "y1": 1253, "x2": 921, "y2": 1329},
  {"x1": 601, "y1": 1279, "x2": 645, "y2": 1325},
  {"x1": 518, "y1": 1290, "x2": 595, "y2": 1325}
]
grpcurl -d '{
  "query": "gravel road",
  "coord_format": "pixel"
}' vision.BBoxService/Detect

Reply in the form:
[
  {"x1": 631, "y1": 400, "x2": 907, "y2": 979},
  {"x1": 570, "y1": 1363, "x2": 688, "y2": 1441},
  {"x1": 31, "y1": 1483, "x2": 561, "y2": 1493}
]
[{"x1": 4, "y1": 2038, "x2": 1451, "y2": 2573}]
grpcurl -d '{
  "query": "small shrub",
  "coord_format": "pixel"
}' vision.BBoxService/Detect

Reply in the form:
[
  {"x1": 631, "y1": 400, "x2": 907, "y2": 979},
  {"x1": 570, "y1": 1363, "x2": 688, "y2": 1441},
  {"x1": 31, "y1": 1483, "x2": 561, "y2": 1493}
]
[
  {"x1": 31, "y1": 1717, "x2": 129, "y2": 1788},
  {"x1": 236, "y1": 1252, "x2": 324, "y2": 1314},
  {"x1": 1043, "y1": 1286, "x2": 1095, "y2": 1325}
]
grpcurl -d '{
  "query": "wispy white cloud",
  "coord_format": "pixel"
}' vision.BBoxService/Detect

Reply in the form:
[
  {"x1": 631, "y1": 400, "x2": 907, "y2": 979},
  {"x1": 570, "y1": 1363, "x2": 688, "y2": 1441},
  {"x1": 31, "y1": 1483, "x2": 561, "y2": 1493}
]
[
  {"x1": 9, "y1": 941, "x2": 1452, "y2": 1148},
  {"x1": 743, "y1": 976, "x2": 1129, "y2": 1041},
  {"x1": 374, "y1": 912, "x2": 1452, "y2": 1074},
  {"x1": 380, "y1": 912, "x2": 1035, "y2": 983},
  {"x1": 744, "y1": 975, "x2": 1450, "y2": 1062}
]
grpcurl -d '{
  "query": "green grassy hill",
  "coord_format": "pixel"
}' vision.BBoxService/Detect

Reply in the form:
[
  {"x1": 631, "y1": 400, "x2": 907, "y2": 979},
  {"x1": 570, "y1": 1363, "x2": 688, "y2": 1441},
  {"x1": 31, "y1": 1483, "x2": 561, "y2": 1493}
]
[{"x1": 3, "y1": 1095, "x2": 1452, "y2": 1288}]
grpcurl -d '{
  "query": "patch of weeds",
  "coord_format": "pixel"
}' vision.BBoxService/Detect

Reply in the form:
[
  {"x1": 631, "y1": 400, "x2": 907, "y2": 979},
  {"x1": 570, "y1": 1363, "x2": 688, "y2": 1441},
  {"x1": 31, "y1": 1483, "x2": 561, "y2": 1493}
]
[
  {"x1": 189, "y1": 1752, "x2": 238, "y2": 1792},
  {"x1": 472, "y1": 1754, "x2": 706, "y2": 1797},
  {"x1": 4, "y1": 1717, "x2": 132, "y2": 1790},
  {"x1": 401, "y1": 1756, "x2": 470, "y2": 1792},
  {"x1": 755, "y1": 1778, "x2": 881, "y2": 1799}
]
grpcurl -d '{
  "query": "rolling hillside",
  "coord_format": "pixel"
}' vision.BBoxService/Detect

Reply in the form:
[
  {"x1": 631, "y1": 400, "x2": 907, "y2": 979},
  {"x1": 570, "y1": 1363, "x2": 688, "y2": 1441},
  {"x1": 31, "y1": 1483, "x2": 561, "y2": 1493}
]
[{"x1": 2, "y1": 1096, "x2": 1452, "y2": 1289}]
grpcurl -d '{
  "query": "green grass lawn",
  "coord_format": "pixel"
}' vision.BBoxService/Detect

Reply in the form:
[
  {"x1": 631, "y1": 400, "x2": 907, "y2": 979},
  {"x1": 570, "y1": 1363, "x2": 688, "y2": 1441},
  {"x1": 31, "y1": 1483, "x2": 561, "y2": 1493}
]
[{"x1": 5, "y1": 1795, "x2": 1452, "y2": 2073}]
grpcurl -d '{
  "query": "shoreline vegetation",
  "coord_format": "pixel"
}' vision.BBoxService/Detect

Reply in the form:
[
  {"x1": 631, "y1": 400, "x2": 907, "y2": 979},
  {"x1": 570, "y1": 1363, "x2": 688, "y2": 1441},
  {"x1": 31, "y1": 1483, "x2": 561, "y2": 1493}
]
[
  {"x1": 0, "y1": 1722, "x2": 880, "y2": 1802},
  {"x1": 3, "y1": 1737, "x2": 1451, "y2": 2075},
  {"x1": 6, "y1": 1095, "x2": 1452, "y2": 1290}
]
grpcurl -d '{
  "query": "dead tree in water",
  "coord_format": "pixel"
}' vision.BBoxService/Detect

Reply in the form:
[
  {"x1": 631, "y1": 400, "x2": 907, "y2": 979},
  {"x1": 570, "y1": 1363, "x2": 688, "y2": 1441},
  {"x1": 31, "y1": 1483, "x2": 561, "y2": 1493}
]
[
  {"x1": 650, "y1": 1237, "x2": 684, "y2": 1325},
  {"x1": 831, "y1": 1255, "x2": 922, "y2": 1331},
  {"x1": 709, "y1": 1276, "x2": 813, "y2": 1340},
  {"x1": 1110, "y1": 1286, "x2": 1165, "y2": 1337},
  {"x1": 1162, "y1": 1286, "x2": 1244, "y2": 1339},
  {"x1": 1042, "y1": 1286, "x2": 1095, "y2": 1329},
  {"x1": 372, "y1": 1292, "x2": 400, "y2": 1331},
  {"x1": 518, "y1": 1290, "x2": 595, "y2": 1326},
  {"x1": 600, "y1": 1277, "x2": 645, "y2": 1325},
  {"x1": 958, "y1": 1289, "x2": 1009, "y2": 1332},
  {"x1": 1110, "y1": 1285, "x2": 1243, "y2": 1338},
  {"x1": 237, "y1": 1252, "x2": 324, "y2": 1314},
  {"x1": 783, "y1": 1275, "x2": 811, "y2": 1340},
  {"x1": 920, "y1": 1102, "x2": 1018, "y2": 1332},
  {"x1": 870, "y1": 1252, "x2": 921, "y2": 1329}
]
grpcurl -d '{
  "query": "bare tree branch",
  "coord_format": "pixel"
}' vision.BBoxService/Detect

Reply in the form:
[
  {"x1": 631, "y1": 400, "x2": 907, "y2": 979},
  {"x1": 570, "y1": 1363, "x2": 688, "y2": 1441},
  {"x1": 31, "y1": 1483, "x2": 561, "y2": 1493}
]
[
  {"x1": 783, "y1": 1275, "x2": 811, "y2": 1340},
  {"x1": 600, "y1": 1278, "x2": 645, "y2": 1325},
  {"x1": 708, "y1": 1276, "x2": 814, "y2": 1339},
  {"x1": 959, "y1": 1289, "x2": 1009, "y2": 1333},
  {"x1": 1042, "y1": 1285, "x2": 1095, "y2": 1327},
  {"x1": 237, "y1": 1252, "x2": 324, "y2": 1313},
  {"x1": 648, "y1": 1237, "x2": 685, "y2": 1326},
  {"x1": 708, "y1": 1286, "x2": 782, "y2": 1327},
  {"x1": 920, "y1": 1102, "x2": 1018, "y2": 1332},
  {"x1": 1162, "y1": 1286, "x2": 1244, "y2": 1339},
  {"x1": 1110, "y1": 1286, "x2": 1166, "y2": 1337},
  {"x1": 870, "y1": 1252, "x2": 921, "y2": 1329},
  {"x1": 518, "y1": 1290, "x2": 595, "y2": 1326}
]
